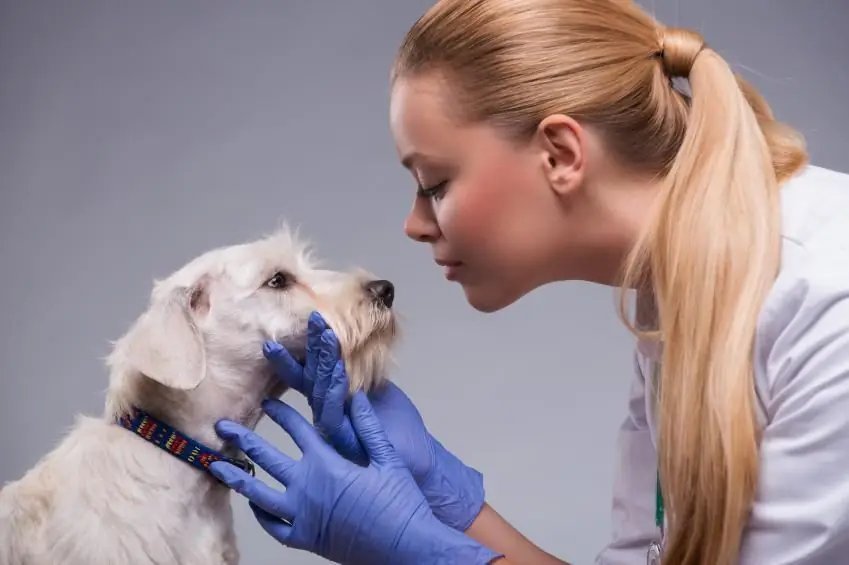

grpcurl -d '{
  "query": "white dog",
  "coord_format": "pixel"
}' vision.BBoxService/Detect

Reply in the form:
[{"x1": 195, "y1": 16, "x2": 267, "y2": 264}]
[{"x1": 0, "y1": 225, "x2": 399, "y2": 565}]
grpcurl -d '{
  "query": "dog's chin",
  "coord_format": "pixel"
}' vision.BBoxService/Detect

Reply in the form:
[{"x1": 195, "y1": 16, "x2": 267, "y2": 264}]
[{"x1": 273, "y1": 333, "x2": 308, "y2": 366}]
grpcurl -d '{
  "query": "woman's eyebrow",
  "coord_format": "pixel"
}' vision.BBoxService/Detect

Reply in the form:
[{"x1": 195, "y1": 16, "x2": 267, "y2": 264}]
[{"x1": 400, "y1": 151, "x2": 446, "y2": 170}]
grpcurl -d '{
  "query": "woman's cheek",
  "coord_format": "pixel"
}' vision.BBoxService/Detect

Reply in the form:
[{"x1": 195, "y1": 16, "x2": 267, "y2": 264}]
[{"x1": 438, "y1": 181, "x2": 495, "y2": 248}]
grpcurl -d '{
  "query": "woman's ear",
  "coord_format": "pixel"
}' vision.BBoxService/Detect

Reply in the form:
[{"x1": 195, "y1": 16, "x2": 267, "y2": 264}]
[{"x1": 535, "y1": 114, "x2": 587, "y2": 198}]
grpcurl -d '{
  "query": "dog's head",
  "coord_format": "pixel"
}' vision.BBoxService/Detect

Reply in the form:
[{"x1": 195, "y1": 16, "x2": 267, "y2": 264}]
[{"x1": 104, "y1": 225, "x2": 399, "y2": 434}]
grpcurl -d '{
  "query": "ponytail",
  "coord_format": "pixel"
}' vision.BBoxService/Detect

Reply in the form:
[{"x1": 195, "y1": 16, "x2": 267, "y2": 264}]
[{"x1": 620, "y1": 27, "x2": 807, "y2": 565}]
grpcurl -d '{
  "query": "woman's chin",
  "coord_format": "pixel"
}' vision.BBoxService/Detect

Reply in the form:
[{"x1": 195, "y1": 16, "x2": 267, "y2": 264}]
[{"x1": 460, "y1": 282, "x2": 524, "y2": 313}]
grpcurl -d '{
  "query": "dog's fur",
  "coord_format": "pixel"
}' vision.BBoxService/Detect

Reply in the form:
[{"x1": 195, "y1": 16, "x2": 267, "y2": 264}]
[{"x1": 0, "y1": 225, "x2": 399, "y2": 565}]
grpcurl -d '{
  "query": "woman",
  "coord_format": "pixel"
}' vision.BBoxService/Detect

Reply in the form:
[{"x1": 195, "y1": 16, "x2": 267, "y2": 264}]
[{"x1": 208, "y1": 0, "x2": 849, "y2": 564}]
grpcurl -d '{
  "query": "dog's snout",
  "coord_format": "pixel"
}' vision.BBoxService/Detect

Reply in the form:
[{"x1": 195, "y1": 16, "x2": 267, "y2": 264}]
[{"x1": 365, "y1": 279, "x2": 394, "y2": 308}]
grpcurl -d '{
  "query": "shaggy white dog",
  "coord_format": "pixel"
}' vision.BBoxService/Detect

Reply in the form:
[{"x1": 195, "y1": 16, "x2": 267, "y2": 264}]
[{"x1": 0, "y1": 225, "x2": 399, "y2": 565}]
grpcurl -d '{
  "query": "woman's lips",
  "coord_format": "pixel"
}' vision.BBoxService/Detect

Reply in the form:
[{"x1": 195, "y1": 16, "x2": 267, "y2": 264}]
[{"x1": 434, "y1": 258, "x2": 463, "y2": 280}]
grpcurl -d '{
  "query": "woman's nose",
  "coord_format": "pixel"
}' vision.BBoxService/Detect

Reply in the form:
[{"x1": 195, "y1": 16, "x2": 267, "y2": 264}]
[{"x1": 404, "y1": 201, "x2": 440, "y2": 243}]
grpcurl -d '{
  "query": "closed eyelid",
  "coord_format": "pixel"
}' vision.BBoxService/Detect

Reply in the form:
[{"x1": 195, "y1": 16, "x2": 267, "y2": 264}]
[{"x1": 416, "y1": 180, "x2": 448, "y2": 199}]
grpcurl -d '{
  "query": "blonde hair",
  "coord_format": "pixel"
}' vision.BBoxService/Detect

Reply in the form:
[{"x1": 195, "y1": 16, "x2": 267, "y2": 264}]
[{"x1": 392, "y1": 1, "x2": 808, "y2": 564}]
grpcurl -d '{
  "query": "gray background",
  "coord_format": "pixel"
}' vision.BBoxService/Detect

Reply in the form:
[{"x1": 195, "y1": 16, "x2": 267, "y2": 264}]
[{"x1": 1, "y1": 1, "x2": 847, "y2": 563}]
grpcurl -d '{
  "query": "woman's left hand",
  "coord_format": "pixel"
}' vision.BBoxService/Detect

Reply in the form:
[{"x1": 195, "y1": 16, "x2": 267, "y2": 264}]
[{"x1": 209, "y1": 390, "x2": 502, "y2": 565}]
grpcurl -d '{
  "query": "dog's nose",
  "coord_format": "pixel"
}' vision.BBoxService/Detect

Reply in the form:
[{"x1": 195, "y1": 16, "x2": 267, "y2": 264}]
[{"x1": 365, "y1": 279, "x2": 395, "y2": 308}]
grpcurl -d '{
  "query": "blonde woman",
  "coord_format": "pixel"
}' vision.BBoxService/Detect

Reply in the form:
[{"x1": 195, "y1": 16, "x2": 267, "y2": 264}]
[{"x1": 209, "y1": 1, "x2": 849, "y2": 564}]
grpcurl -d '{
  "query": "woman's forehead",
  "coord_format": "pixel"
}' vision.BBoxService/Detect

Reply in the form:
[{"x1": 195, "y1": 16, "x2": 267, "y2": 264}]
[{"x1": 390, "y1": 76, "x2": 468, "y2": 166}]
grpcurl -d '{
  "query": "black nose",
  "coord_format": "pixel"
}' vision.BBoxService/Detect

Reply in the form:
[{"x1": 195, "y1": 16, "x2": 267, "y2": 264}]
[{"x1": 365, "y1": 279, "x2": 395, "y2": 308}]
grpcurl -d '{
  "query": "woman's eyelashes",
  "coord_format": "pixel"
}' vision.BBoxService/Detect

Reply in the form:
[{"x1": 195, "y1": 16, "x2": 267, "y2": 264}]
[{"x1": 417, "y1": 180, "x2": 449, "y2": 201}]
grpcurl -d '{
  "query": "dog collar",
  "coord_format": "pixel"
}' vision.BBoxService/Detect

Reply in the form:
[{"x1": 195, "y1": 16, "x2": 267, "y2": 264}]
[{"x1": 117, "y1": 406, "x2": 255, "y2": 479}]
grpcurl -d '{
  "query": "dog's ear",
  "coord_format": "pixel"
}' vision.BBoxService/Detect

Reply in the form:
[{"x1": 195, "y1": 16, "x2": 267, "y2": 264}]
[{"x1": 121, "y1": 277, "x2": 211, "y2": 390}]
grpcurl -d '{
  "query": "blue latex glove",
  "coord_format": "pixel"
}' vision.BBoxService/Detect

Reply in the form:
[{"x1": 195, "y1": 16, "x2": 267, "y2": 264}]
[
  {"x1": 209, "y1": 392, "x2": 502, "y2": 564},
  {"x1": 263, "y1": 311, "x2": 487, "y2": 531}
]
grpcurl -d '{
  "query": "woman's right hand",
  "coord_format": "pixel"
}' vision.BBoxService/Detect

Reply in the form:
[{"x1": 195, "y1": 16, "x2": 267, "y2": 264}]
[{"x1": 263, "y1": 311, "x2": 487, "y2": 532}]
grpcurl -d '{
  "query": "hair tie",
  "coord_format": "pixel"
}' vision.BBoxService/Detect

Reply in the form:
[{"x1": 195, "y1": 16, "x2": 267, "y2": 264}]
[{"x1": 659, "y1": 27, "x2": 706, "y2": 78}]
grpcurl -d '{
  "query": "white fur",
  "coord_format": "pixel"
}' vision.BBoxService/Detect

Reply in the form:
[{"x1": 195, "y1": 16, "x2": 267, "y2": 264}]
[{"x1": 0, "y1": 224, "x2": 399, "y2": 565}]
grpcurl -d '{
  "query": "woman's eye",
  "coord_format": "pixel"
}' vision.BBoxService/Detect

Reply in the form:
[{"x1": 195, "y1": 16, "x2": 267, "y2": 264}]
[
  {"x1": 265, "y1": 271, "x2": 294, "y2": 290},
  {"x1": 417, "y1": 180, "x2": 448, "y2": 201}
]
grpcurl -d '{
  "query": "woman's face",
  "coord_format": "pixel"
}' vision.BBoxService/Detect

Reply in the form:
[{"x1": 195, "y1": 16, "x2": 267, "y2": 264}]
[{"x1": 389, "y1": 74, "x2": 642, "y2": 312}]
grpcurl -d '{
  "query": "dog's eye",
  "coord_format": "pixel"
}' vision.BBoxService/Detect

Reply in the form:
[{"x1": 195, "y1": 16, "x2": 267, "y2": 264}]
[{"x1": 265, "y1": 271, "x2": 294, "y2": 290}]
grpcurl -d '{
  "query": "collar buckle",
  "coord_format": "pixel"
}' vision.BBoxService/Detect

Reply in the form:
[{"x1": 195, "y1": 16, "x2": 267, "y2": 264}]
[{"x1": 230, "y1": 457, "x2": 256, "y2": 476}]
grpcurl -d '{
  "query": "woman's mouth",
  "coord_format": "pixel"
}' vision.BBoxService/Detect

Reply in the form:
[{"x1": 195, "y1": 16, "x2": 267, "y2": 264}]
[{"x1": 434, "y1": 258, "x2": 463, "y2": 280}]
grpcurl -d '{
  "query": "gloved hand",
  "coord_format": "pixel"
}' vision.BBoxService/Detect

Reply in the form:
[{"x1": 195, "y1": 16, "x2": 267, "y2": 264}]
[
  {"x1": 209, "y1": 391, "x2": 502, "y2": 565},
  {"x1": 263, "y1": 311, "x2": 487, "y2": 531}
]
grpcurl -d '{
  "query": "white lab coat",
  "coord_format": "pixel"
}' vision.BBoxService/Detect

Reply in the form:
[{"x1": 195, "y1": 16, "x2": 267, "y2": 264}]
[{"x1": 595, "y1": 164, "x2": 849, "y2": 565}]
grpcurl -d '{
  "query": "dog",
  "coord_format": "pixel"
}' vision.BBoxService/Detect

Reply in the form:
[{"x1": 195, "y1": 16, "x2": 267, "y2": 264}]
[{"x1": 0, "y1": 225, "x2": 399, "y2": 565}]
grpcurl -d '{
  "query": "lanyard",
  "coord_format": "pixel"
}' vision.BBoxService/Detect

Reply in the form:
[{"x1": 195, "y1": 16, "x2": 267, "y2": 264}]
[
  {"x1": 652, "y1": 356, "x2": 665, "y2": 535},
  {"x1": 655, "y1": 471, "x2": 664, "y2": 531},
  {"x1": 644, "y1": 302, "x2": 665, "y2": 562},
  {"x1": 647, "y1": 471, "x2": 666, "y2": 564}
]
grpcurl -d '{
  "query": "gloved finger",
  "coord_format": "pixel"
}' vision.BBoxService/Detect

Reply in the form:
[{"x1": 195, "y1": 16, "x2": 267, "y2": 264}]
[
  {"x1": 311, "y1": 329, "x2": 341, "y2": 424},
  {"x1": 208, "y1": 461, "x2": 296, "y2": 523},
  {"x1": 263, "y1": 341, "x2": 305, "y2": 393},
  {"x1": 261, "y1": 398, "x2": 322, "y2": 456},
  {"x1": 214, "y1": 420, "x2": 297, "y2": 485},
  {"x1": 349, "y1": 391, "x2": 399, "y2": 468},
  {"x1": 302, "y1": 311, "x2": 329, "y2": 402},
  {"x1": 318, "y1": 360, "x2": 367, "y2": 465},
  {"x1": 249, "y1": 501, "x2": 295, "y2": 547}
]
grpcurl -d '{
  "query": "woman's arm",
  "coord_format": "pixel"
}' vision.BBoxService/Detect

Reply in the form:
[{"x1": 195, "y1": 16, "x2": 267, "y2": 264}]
[{"x1": 466, "y1": 503, "x2": 570, "y2": 565}]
